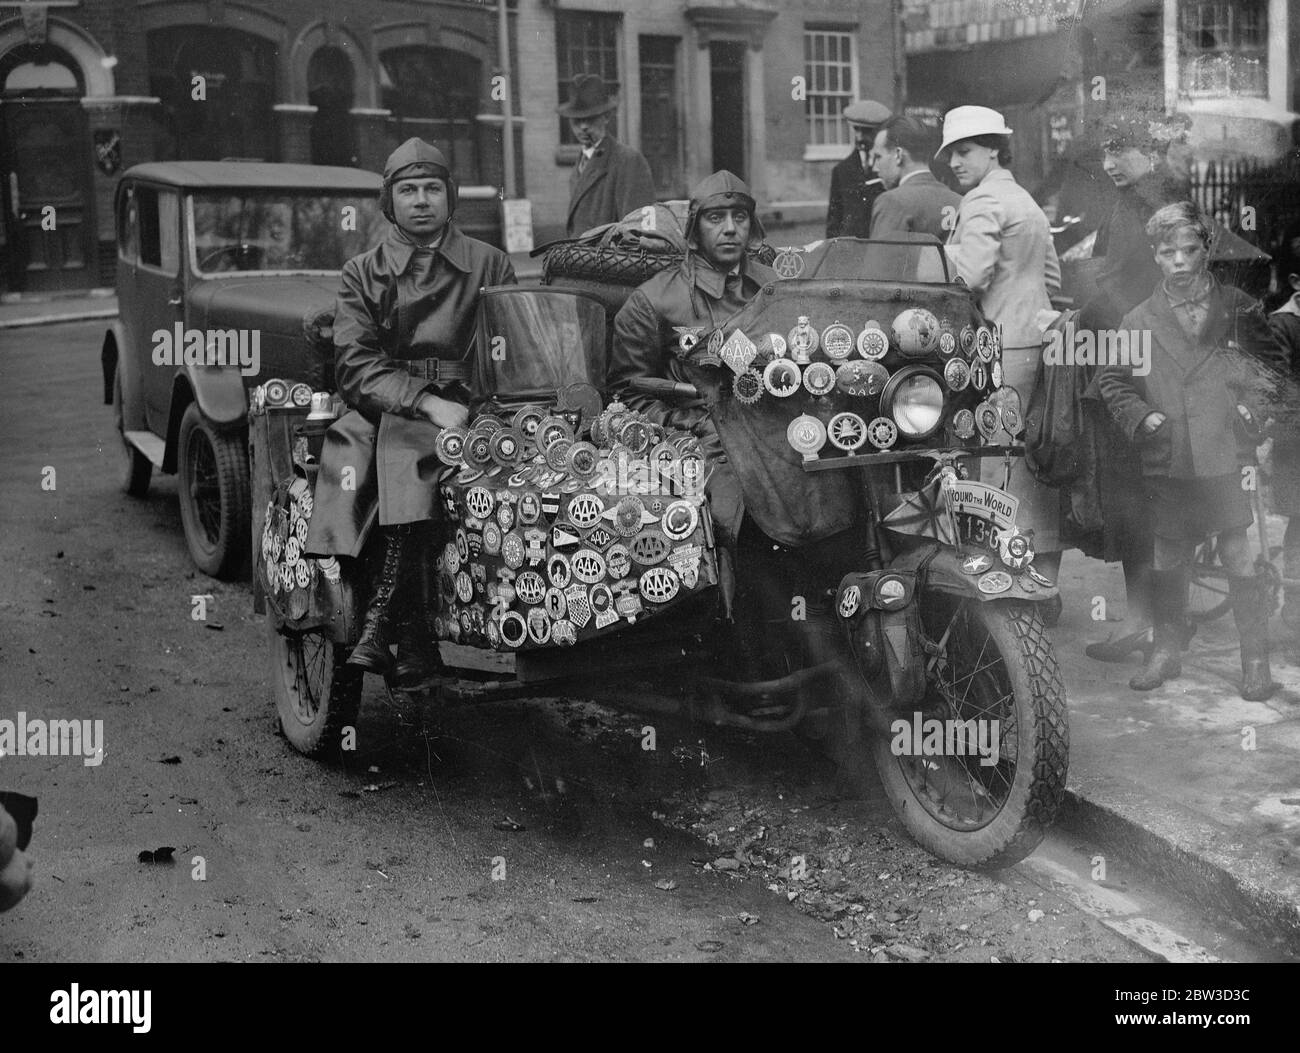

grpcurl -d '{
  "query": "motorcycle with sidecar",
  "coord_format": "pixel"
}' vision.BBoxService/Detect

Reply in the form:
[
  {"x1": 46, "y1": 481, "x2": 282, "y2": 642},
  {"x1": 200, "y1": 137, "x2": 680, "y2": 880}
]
[{"x1": 250, "y1": 234, "x2": 1068, "y2": 869}]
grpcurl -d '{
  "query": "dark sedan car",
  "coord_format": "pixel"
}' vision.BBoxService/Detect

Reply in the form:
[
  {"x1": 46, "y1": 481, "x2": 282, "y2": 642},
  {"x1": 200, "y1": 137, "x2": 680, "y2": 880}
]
[{"x1": 102, "y1": 161, "x2": 384, "y2": 577}]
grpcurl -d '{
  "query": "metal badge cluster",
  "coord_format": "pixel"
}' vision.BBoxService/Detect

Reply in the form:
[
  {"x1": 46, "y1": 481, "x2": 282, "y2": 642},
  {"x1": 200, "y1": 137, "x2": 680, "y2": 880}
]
[
  {"x1": 430, "y1": 402, "x2": 716, "y2": 651},
  {"x1": 695, "y1": 308, "x2": 1011, "y2": 461}
]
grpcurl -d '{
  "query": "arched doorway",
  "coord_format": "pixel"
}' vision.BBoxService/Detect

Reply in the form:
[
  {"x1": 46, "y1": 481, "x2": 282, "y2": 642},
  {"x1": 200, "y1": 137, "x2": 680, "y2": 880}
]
[
  {"x1": 379, "y1": 46, "x2": 483, "y2": 181},
  {"x1": 147, "y1": 26, "x2": 277, "y2": 160},
  {"x1": 308, "y1": 46, "x2": 356, "y2": 167},
  {"x1": 0, "y1": 42, "x2": 96, "y2": 291}
]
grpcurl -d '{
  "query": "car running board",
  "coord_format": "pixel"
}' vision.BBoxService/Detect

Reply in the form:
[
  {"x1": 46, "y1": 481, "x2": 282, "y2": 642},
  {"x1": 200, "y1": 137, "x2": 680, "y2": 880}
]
[{"x1": 124, "y1": 430, "x2": 166, "y2": 467}]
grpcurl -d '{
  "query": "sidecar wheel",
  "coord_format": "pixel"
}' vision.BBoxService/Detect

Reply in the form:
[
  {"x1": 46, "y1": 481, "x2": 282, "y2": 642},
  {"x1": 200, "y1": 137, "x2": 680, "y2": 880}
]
[
  {"x1": 268, "y1": 621, "x2": 362, "y2": 758},
  {"x1": 872, "y1": 598, "x2": 1068, "y2": 869}
]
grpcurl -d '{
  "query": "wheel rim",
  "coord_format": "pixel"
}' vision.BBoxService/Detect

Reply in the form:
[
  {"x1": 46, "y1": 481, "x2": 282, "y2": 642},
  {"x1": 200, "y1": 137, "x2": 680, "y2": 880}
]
[
  {"x1": 279, "y1": 630, "x2": 334, "y2": 728},
  {"x1": 185, "y1": 426, "x2": 222, "y2": 546},
  {"x1": 892, "y1": 600, "x2": 1019, "y2": 831}
]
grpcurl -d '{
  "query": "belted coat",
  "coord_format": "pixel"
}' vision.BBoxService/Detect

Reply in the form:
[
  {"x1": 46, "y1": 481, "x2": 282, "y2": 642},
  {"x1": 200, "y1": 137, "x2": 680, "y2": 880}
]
[{"x1": 304, "y1": 224, "x2": 516, "y2": 558}]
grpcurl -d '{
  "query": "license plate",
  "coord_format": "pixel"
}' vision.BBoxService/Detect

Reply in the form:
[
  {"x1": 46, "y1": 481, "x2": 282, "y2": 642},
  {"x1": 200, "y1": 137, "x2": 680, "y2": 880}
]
[{"x1": 956, "y1": 512, "x2": 1009, "y2": 553}]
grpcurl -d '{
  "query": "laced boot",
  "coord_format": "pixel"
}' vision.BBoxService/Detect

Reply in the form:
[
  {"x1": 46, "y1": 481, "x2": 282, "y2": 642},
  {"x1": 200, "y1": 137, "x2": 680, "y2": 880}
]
[
  {"x1": 1229, "y1": 574, "x2": 1275, "y2": 702},
  {"x1": 392, "y1": 526, "x2": 446, "y2": 691},
  {"x1": 347, "y1": 525, "x2": 406, "y2": 674},
  {"x1": 1129, "y1": 569, "x2": 1185, "y2": 691}
]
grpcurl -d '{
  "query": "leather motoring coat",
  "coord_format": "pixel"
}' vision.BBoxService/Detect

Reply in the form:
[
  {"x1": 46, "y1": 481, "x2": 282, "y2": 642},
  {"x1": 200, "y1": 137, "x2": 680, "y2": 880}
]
[
  {"x1": 304, "y1": 224, "x2": 516, "y2": 558},
  {"x1": 566, "y1": 134, "x2": 656, "y2": 237},
  {"x1": 1096, "y1": 278, "x2": 1286, "y2": 480},
  {"x1": 608, "y1": 255, "x2": 778, "y2": 546},
  {"x1": 826, "y1": 149, "x2": 884, "y2": 239}
]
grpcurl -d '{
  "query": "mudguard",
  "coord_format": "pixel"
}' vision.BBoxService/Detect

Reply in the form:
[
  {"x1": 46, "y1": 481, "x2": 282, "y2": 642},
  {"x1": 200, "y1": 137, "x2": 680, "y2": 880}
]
[
  {"x1": 888, "y1": 545, "x2": 1059, "y2": 603},
  {"x1": 183, "y1": 364, "x2": 248, "y2": 428}
]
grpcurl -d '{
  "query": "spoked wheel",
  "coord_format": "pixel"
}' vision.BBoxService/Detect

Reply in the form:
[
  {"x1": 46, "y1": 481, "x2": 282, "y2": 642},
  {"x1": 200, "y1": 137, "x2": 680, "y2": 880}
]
[
  {"x1": 1187, "y1": 539, "x2": 1232, "y2": 623},
  {"x1": 268, "y1": 620, "x2": 362, "y2": 757},
  {"x1": 872, "y1": 594, "x2": 1068, "y2": 868},
  {"x1": 177, "y1": 402, "x2": 250, "y2": 579},
  {"x1": 112, "y1": 368, "x2": 152, "y2": 497}
]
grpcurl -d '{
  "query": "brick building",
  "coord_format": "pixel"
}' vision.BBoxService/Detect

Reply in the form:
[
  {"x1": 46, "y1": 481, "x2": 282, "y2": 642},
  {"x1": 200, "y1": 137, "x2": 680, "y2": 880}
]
[{"x1": 0, "y1": 0, "x2": 898, "y2": 293}]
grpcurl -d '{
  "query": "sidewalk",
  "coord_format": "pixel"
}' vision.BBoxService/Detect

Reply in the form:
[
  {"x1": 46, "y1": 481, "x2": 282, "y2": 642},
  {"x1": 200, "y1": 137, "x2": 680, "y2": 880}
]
[
  {"x1": 1055, "y1": 538, "x2": 1300, "y2": 957},
  {"x1": 0, "y1": 289, "x2": 118, "y2": 330}
]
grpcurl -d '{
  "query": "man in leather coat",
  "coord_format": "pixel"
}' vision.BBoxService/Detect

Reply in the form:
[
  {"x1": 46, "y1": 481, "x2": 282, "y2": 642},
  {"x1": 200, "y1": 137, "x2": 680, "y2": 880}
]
[
  {"x1": 305, "y1": 138, "x2": 515, "y2": 687},
  {"x1": 608, "y1": 172, "x2": 776, "y2": 627}
]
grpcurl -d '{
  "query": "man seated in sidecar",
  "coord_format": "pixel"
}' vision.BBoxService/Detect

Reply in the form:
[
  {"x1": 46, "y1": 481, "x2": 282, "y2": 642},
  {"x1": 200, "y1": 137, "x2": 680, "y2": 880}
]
[
  {"x1": 304, "y1": 138, "x2": 516, "y2": 689},
  {"x1": 608, "y1": 171, "x2": 778, "y2": 561}
]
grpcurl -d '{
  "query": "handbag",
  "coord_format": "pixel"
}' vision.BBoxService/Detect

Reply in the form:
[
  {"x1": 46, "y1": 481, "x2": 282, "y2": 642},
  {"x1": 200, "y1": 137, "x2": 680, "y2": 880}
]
[{"x1": 1024, "y1": 309, "x2": 1088, "y2": 486}]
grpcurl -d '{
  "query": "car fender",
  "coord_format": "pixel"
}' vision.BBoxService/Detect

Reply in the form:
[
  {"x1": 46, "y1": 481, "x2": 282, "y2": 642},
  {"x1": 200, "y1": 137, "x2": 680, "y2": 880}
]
[
  {"x1": 183, "y1": 364, "x2": 248, "y2": 428},
  {"x1": 888, "y1": 545, "x2": 1058, "y2": 603}
]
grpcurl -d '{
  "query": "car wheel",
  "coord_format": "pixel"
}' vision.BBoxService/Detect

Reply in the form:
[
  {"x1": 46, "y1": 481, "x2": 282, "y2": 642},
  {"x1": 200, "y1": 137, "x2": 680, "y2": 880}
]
[
  {"x1": 112, "y1": 368, "x2": 152, "y2": 497},
  {"x1": 177, "y1": 402, "x2": 250, "y2": 579}
]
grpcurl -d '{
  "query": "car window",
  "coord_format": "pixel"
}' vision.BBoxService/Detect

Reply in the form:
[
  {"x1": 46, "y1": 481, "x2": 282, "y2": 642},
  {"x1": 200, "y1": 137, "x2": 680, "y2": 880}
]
[
  {"x1": 135, "y1": 186, "x2": 179, "y2": 275},
  {"x1": 117, "y1": 185, "x2": 139, "y2": 263},
  {"x1": 190, "y1": 191, "x2": 386, "y2": 274}
]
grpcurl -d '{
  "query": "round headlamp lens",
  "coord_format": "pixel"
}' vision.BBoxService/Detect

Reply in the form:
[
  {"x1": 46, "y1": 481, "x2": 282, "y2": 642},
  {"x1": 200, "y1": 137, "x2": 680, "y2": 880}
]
[{"x1": 884, "y1": 368, "x2": 945, "y2": 440}]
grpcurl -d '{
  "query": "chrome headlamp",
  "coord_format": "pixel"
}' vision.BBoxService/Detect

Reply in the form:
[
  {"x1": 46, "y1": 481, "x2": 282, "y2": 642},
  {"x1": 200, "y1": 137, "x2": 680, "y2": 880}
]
[{"x1": 880, "y1": 365, "x2": 945, "y2": 441}]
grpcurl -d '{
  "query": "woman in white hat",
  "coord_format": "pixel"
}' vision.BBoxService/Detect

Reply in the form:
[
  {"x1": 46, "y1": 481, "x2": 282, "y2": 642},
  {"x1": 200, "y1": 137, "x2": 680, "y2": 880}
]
[{"x1": 938, "y1": 105, "x2": 1065, "y2": 588}]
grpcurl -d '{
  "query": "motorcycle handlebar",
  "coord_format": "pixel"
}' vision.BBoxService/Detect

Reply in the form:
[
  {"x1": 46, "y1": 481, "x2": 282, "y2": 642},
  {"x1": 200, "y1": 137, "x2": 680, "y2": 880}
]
[{"x1": 625, "y1": 377, "x2": 700, "y2": 400}]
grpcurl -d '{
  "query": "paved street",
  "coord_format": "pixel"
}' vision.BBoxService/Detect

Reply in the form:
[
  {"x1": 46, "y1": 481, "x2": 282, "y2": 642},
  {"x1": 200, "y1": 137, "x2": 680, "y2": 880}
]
[{"x1": 0, "y1": 317, "x2": 1291, "y2": 962}]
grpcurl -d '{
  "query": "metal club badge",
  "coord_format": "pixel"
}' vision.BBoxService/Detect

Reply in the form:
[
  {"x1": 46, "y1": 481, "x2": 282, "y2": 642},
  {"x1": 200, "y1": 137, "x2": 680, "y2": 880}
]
[
  {"x1": 803, "y1": 362, "x2": 837, "y2": 398},
  {"x1": 977, "y1": 570, "x2": 1013, "y2": 594},
  {"x1": 501, "y1": 531, "x2": 525, "y2": 570},
  {"x1": 673, "y1": 325, "x2": 705, "y2": 357},
  {"x1": 856, "y1": 324, "x2": 889, "y2": 360},
  {"x1": 612, "y1": 578, "x2": 644, "y2": 623},
  {"x1": 590, "y1": 583, "x2": 618, "y2": 628},
  {"x1": 866, "y1": 417, "x2": 898, "y2": 449},
  {"x1": 733, "y1": 368, "x2": 764, "y2": 405},
  {"x1": 482, "y1": 521, "x2": 503, "y2": 556},
  {"x1": 660, "y1": 500, "x2": 699, "y2": 542},
  {"x1": 974, "y1": 401, "x2": 1001, "y2": 440},
  {"x1": 566, "y1": 492, "x2": 605, "y2": 530},
  {"x1": 975, "y1": 326, "x2": 994, "y2": 362},
  {"x1": 764, "y1": 358, "x2": 802, "y2": 398},
  {"x1": 435, "y1": 426, "x2": 467, "y2": 466},
  {"x1": 668, "y1": 544, "x2": 703, "y2": 588},
  {"x1": 546, "y1": 552, "x2": 572, "y2": 588},
  {"x1": 1026, "y1": 564, "x2": 1055, "y2": 588},
  {"x1": 944, "y1": 358, "x2": 970, "y2": 392},
  {"x1": 720, "y1": 329, "x2": 758, "y2": 375},
  {"x1": 465, "y1": 486, "x2": 494, "y2": 520},
  {"x1": 570, "y1": 548, "x2": 607, "y2": 584},
  {"x1": 787, "y1": 414, "x2": 827, "y2": 461},
  {"x1": 564, "y1": 585, "x2": 593, "y2": 628},
  {"x1": 764, "y1": 333, "x2": 788, "y2": 358},
  {"x1": 639, "y1": 566, "x2": 681, "y2": 604},
  {"x1": 821, "y1": 322, "x2": 856, "y2": 360},
  {"x1": 526, "y1": 607, "x2": 552, "y2": 645},
  {"x1": 999, "y1": 529, "x2": 1035, "y2": 571},
  {"x1": 566, "y1": 441, "x2": 600, "y2": 481},
  {"x1": 970, "y1": 362, "x2": 988, "y2": 391},
  {"x1": 787, "y1": 316, "x2": 819, "y2": 363},
  {"x1": 606, "y1": 543, "x2": 632, "y2": 579},
  {"x1": 630, "y1": 529, "x2": 671, "y2": 566},
  {"x1": 838, "y1": 584, "x2": 861, "y2": 618},
  {"x1": 515, "y1": 571, "x2": 545, "y2": 604},
  {"x1": 827, "y1": 412, "x2": 868, "y2": 453},
  {"x1": 952, "y1": 408, "x2": 977, "y2": 440}
]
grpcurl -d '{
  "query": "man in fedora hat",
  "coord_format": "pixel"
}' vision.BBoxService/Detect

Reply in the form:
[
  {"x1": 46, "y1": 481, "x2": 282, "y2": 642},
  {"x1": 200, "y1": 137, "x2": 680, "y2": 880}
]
[
  {"x1": 826, "y1": 99, "x2": 892, "y2": 238},
  {"x1": 558, "y1": 73, "x2": 655, "y2": 237},
  {"x1": 305, "y1": 138, "x2": 515, "y2": 689}
]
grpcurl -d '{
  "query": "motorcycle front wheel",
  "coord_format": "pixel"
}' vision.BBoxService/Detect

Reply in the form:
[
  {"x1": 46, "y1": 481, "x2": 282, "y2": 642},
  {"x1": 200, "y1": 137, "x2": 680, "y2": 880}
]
[{"x1": 872, "y1": 596, "x2": 1068, "y2": 869}]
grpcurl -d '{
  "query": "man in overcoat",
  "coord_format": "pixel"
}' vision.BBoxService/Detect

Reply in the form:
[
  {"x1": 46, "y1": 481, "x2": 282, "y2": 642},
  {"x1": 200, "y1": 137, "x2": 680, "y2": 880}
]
[
  {"x1": 825, "y1": 99, "x2": 890, "y2": 239},
  {"x1": 560, "y1": 74, "x2": 655, "y2": 237},
  {"x1": 867, "y1": 114, "x2": 960, "y2": 241},
  {"x1": 305, "y1": 138, "x2": 516, "y2": 686}
]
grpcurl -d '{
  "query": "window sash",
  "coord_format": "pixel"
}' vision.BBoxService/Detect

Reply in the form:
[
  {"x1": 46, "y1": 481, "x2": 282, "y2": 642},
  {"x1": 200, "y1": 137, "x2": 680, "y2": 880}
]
[{"x1": 804, "y1": 28, "x2": 856, "y2": 148}]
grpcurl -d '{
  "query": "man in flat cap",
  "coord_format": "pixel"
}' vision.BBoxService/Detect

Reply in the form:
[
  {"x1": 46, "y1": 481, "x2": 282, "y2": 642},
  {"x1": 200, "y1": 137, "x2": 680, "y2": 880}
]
[
  {"x1": 558, "y1": 74, "x2": 656, "y2": 237},
  {"x1": 306, "y1": 138, "x2": 516, "y2": 689},
  {"x1": 609, "y1": 171, "x2": 776, "y2": 553},
  {"x1": 826, "y1": 99, "x2": 892, "y2": 239}
]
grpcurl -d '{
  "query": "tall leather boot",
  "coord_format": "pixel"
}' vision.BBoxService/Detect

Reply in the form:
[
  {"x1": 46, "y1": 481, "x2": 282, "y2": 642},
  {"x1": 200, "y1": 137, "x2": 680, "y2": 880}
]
[
  {"x1": 347, "y1": 525, "x2": 406, "y2": 674},
  {"x1": 1130, "y1": 568, "x2": 1186, "y2": 691},
  {"x1": 393, "y1": 524, "x2": 446, "y2": 691},
  {"x1": 1229, "y1": 574, "x2": 1275, "y2": 702}
]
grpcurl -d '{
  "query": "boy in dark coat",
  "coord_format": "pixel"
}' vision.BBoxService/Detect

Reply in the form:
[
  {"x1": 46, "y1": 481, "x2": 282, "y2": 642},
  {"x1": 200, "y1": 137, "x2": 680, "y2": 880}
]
[
  {"x1": 1097, "y1": 202, "x2": 1286, "y2": 700},
  {"x1": 1266, "y1": 226, "x2": 1300, "y2": 626}
]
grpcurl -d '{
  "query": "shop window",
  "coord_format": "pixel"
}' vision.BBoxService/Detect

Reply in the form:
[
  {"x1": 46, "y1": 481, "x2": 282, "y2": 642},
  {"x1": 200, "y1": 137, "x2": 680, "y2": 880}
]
[
  {"x1": 117, "y1": 187, "x2": 139, "y2": 263},
  {"x1": 379, "y1": 46, "x2": 483, "y2": 182},
  {"x1": 555, "y1": 11, "x2": 620, "y2": 144},
  {"x1": 804, "y1": 26, "x2": 858, "y2": 160},
  {"x1": 1179, "y1": 0, "x2": 1267, "y2": 97}
]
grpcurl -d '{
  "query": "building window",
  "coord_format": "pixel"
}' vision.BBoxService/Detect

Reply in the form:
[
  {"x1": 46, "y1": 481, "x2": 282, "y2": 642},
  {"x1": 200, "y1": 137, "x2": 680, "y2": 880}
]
[
  {"x1": 639, "y1": 36, "x2": 683, "y2": 197},
  {"x1": 1179, "y1": 0, "x2": 1267, "y2": 97},
  {"x1": 379, "y1": 46, "x2": 484, "y2": 182},
  {"x1": 804, "y1": 26, "x2": 857, "y2": 160},
  {"x1": 555, "y1": 11, "x2": 620, "y2": 144},
  {"x1": 308, "y1": 47, "x2": 357, "y2": 167}
]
